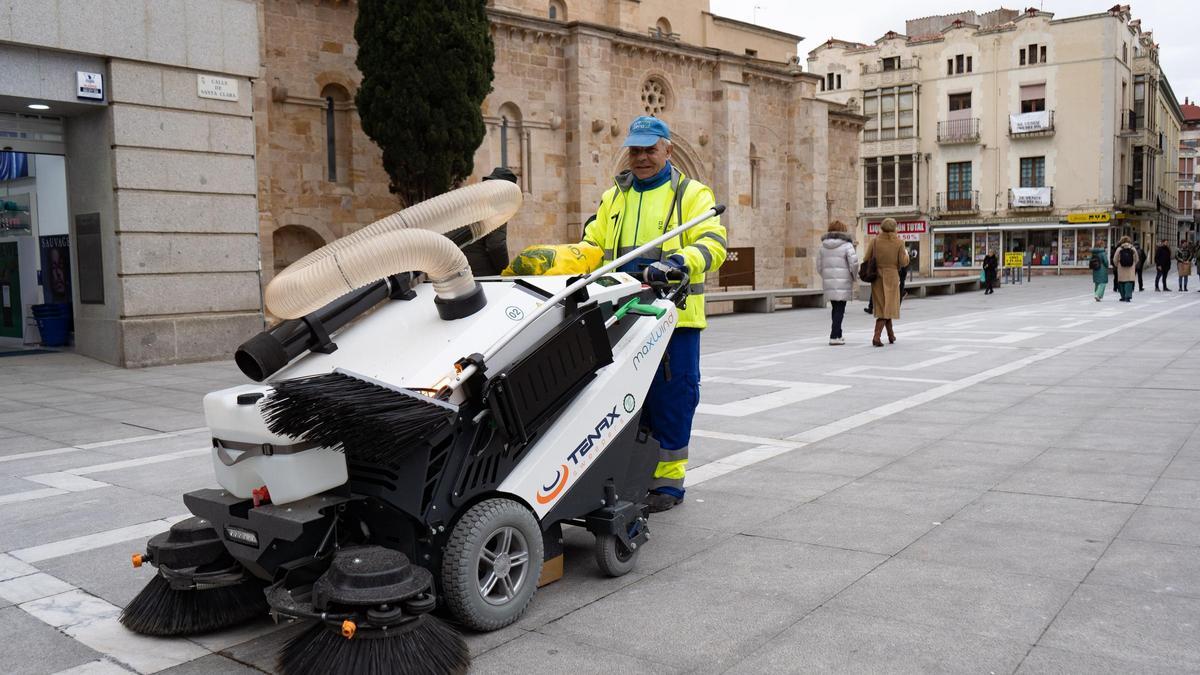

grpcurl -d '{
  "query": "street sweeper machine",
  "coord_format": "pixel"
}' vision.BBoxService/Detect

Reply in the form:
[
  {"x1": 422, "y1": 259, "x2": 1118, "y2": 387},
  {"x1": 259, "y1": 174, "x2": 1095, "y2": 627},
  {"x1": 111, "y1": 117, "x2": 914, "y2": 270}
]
[{"x1": 118, "y1": 179, "x2": 724, "y2": 674}]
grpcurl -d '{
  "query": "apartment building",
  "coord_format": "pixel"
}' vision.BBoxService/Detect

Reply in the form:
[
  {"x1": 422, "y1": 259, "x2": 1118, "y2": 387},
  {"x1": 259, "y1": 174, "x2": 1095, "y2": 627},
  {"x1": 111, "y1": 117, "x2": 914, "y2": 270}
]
[
  {"x1": 1179, "y1": 98, "x2": 1199, "y2": 241},
  {"x1": 808, "y1": 6, "x2": 1183, "y2": 276}
]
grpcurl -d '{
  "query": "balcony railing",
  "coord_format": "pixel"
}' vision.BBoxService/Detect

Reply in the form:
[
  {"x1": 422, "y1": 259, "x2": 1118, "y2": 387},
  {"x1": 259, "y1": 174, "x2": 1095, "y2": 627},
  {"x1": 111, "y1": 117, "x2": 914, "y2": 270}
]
[
  {"x1": 1010, "y1": 110, "x2": 1055, "y2": 136},
  {"x1": 1120, "y1": 109, "x2": 1142, "y2": 134},
  {"x1": 935, "y1": 190, "x2": 980, "y2": 214},
  {"x1": 861, "y1": 57, "x2": 919, "y2": 74},
  {"x1": 647, "y1": 27, "x2": 680, "y2": 41},
  {"x1": 1009, "y1": 187, "x2": 1054, "y2": 210},
  {"x1": 937, "y1": 118, "x2": 980, "y2": 144}
]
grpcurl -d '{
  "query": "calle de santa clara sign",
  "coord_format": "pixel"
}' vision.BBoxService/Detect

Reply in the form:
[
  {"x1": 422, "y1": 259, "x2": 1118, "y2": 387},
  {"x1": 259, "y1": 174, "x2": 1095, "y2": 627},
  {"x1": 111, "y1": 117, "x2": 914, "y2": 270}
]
[{"x1": 197, "y1": 75, "x2": 239, "y2": 102}]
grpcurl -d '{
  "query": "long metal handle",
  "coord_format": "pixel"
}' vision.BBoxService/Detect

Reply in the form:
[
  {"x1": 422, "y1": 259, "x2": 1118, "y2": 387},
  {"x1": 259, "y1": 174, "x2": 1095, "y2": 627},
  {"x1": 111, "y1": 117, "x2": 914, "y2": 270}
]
[{"x1": 451, "y1": 204, "x2": 725, "y2": 389}]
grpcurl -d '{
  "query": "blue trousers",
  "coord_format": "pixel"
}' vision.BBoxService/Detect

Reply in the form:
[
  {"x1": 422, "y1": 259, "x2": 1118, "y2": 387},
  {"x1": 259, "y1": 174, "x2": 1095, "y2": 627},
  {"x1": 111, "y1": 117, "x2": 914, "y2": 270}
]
[{"x1": 640, "y1": 327, "x2": 701, "y2": 495}]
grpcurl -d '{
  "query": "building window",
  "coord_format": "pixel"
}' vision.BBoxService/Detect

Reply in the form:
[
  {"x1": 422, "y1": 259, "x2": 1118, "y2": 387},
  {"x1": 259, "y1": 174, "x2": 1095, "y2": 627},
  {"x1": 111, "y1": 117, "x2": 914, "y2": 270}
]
[
  {"x1": 863, "y1": 154, "x2": 917, "y2": 209},
  {"x1": 654, "y1": 17, "x2": 672, "y2": 38},
  {"x1": 1020, "y1": 43, "x2": 1045, "y2": 66},
  {"x1": 497, "y1": 102, "x2": 527, "y2": 191},
  {"x1": 827, "y1": 73, "x2": 834, "y2": 91},
  {"x1": 641, "y1": 77, "x2": 670, "y2": 116},
  {"x1": 947, "y1": 161, "x2": 972, "y2": 209},
  {"x1": 862, "y1": 85, "x2": 916, "y2": 141},
  {"x1": 1020, "y1": 156, "x2": 1046, "y2": 187},
  {"x1": 1122, "y1": 43, "x2": 1128, "y2": 63},
  {"x1": 1019, "y1": 83, "x2": 1045, "y2": 113},
  {"x1": 320, "y1": 83, "x2": 352, "y2": 184},
  {"x1": 935, "y1": 232, "x2": 976, "y2": 267},
  {"x1": 548, "y1": 0, "x2": 565, "y2": 21},
  {"x1": 745, "y1": 48, "x2": 758, "y2": 58},
  {"x1": 949, "y1": 92, "x2": 971, "y2": 112},
  {"x1": 947, "y1": 54, "x2": 972, "y2": 75},
  {"x1": 750, "y1": 143, "x2": 761, "y2": 209},
  {"x1": 881, "y1": 56, "x2": 900, "y2": 71},
  {"x1": 837, "y1": 74, "x2": 842, "y2": 89}
]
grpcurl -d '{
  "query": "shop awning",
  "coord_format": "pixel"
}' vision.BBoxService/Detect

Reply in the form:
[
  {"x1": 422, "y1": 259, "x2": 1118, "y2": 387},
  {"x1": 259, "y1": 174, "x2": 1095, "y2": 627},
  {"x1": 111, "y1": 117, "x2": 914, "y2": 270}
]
[{"x1": 932, "y1": 221, "x2": 1110, "y2": 233}]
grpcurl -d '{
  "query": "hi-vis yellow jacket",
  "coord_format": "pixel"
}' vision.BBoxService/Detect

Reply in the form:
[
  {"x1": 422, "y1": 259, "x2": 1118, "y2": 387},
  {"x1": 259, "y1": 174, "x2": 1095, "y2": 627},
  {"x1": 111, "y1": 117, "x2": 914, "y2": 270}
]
[{"x1": 583, "y1": 166, "x2": 727, "y2": 329}]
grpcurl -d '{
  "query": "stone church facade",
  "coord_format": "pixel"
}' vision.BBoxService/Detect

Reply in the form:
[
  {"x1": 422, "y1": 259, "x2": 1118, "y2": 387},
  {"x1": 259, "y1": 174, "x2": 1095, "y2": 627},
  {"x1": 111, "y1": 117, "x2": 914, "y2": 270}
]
[{"x1": 256, "y1": 0, "x2": 863, "y2": 293}]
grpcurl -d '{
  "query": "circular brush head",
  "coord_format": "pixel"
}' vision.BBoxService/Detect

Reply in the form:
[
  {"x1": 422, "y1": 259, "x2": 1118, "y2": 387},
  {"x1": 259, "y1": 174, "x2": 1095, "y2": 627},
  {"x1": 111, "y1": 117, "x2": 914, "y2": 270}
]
[
  {"x1": 119, "y1": 574, "x2": 269, "y2": 636},
  {"x1": 278, "y1": 615, "x2": 470, "y2": 675}
]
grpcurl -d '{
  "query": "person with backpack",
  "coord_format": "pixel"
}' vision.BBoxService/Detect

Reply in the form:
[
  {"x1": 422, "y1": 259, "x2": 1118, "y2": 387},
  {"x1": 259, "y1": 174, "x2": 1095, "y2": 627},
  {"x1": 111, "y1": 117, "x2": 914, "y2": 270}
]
[
  {"x1": 1176, "y1": 240, "x2": 1192, "y2": 291},
  {"x1": 1089, "y1": 246, "x2": 1109, "y2": 301},
  {"x1": 1154, "y1": 238, "x2": 1172, "y2": 291},
  {"x1": 1113, "y1": 236, "x2": 1140, "y2": 302}
]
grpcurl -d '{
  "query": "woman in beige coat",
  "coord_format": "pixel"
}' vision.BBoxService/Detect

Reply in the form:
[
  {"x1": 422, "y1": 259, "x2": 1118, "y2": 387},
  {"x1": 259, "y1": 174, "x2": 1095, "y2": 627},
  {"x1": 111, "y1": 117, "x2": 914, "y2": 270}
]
[{"x1": 866, "y1": 218, "x2": 911, "y2": 346}]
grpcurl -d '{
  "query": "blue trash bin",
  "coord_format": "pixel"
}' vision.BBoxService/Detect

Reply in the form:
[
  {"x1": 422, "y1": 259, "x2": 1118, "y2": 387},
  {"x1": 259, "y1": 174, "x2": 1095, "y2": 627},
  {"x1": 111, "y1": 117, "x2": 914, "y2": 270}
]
[{"x1": 31, "y1": 304, "x2": 70, "y2": 347}]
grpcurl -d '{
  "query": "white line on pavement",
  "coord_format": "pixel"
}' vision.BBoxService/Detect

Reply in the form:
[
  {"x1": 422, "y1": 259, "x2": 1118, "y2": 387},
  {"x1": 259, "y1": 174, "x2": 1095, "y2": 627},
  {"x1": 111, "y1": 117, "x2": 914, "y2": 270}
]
[
  {"x1": 0, "y1": 487, "x2": 68, "y2": 505},
  {"x1": 26, "y1": 473, "x2": 110, "y2": 492},
  {"x1": 690, "y1": 429, "x2": 804, "y2": 448},
  {"x1": 51, "y1": 660, "x2": 134, "y2": 675},
  {"x1": 64, "y1": 448, "x2": 210, "y2": 476},
  {"x1": 687, "y1": 300, "x2": 1200, "y2": 486},
  {"x1": 0, "y1": 447, "x2": 85, "y2": 464},
  {"x1": 10, "y1": 515, "x2": 190, "y2": 563}
]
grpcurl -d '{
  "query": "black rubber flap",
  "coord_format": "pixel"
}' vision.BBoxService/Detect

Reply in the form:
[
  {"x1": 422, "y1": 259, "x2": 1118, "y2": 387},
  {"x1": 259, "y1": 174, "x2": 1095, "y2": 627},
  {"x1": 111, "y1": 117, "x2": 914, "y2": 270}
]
[
  {"x1": 311, "y1": 546, "x2": 433, "y2": 609},
  {"x1": 146, "y1": 516, "x2": 229, "y2": 569}
]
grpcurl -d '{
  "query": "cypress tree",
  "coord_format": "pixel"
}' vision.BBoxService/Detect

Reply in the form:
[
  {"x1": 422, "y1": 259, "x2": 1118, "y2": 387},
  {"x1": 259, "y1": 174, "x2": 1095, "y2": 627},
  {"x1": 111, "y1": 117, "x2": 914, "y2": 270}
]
[{"x1": 355, "y1": 0, "x2": 495, "y2": 205}]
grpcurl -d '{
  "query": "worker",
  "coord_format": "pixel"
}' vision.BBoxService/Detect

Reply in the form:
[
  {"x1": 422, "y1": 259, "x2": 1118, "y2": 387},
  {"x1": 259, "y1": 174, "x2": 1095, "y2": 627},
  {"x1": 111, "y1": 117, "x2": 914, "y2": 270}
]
[
  {"x1": 462, "y1": 167, "x2": 519, "y2": 276},
  {"x1": 582, "y1": 116, "x2": 727, "y2": 512}
]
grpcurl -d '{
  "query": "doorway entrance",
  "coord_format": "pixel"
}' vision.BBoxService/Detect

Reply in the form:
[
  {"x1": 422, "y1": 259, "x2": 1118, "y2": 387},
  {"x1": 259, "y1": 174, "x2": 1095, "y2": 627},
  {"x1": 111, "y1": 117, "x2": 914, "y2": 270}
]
[{"x1": 0, "y1": 113, "x2": 71, "y2": 348}]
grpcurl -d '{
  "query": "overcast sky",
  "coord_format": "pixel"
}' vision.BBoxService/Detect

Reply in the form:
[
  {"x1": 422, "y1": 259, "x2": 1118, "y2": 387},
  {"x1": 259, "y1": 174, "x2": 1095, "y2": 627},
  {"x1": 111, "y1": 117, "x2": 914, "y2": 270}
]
[{"x1": 709, "y1": 1, "x2": 1197, "y2": 104}]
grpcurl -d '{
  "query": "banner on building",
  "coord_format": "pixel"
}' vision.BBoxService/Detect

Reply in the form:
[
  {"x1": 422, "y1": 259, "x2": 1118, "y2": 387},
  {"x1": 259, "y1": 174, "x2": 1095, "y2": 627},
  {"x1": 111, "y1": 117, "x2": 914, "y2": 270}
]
[
  {"x1": 1011, "y1": 187, "x2": 1052, "y2": 208},
  {"x1": 1009, "y1": 110, "x2": 1052, "y2": 134},
  {"x1": 39, "y1": 235, "x2": 72, "y2": 304},
  {"x1": 867, "y1": 220, "x2": 926, "y2": 241},
  {"x1": 1066, "y1": 212, "x2": 1111, "y2": 224},
  {"x1": 0, "y1": 151, "x2": 29, "y2": 181}
]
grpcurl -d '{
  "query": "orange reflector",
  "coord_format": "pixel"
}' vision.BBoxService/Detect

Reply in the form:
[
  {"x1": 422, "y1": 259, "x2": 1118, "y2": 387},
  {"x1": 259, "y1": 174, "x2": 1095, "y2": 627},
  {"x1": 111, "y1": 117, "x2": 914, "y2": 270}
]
[
  {"x1": 131, "y1": 553, "x2": 143, "y2": 568},
  {"x1": 341, "y1": 620, "x2": 356, "y2": 639}
]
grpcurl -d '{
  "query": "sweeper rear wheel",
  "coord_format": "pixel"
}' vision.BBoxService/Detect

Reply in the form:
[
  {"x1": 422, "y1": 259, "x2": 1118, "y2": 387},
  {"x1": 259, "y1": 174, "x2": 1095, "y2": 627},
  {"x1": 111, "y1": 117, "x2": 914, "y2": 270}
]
[
  {"x1": 442, "y1": 498, "x2": 543, "y2": 631},
  {"x1": 594, "y1": 533, "x2": 640, "y2": 577}
]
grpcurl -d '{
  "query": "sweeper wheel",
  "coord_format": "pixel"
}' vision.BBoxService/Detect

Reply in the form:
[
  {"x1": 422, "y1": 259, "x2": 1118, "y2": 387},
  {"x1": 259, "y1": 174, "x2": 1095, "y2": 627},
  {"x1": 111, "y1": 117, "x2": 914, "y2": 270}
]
[
  {"x1": 442, "y1": 498, "x2": 543, "y2": 631},
  {"x1": 594, "y1": 533, "x2": 640, "y2": 578}
]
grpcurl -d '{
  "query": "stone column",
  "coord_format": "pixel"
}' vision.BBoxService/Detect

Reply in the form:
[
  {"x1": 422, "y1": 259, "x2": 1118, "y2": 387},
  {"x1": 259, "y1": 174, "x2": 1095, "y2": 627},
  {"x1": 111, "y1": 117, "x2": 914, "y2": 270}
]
[
  {"x1": 564, "y1": 28, "x2": 615, "y2": 239},
  {"x1": 711, "y1": 60, "x2": 753, "y2": 284}
]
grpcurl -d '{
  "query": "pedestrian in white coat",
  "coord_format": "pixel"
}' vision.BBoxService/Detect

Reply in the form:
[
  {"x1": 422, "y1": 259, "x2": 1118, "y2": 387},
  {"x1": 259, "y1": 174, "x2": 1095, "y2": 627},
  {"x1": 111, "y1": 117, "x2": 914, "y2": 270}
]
[{"x1": 818, "y1": 220, "x2": 858, "y2": 345}]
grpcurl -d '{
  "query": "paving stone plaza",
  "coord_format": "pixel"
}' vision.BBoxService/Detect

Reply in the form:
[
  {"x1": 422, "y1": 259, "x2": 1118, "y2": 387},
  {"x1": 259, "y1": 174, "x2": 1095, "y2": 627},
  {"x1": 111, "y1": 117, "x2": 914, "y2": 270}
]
[{"x1": 1, "y1": 276, "x2": 1198, "y2": 673}]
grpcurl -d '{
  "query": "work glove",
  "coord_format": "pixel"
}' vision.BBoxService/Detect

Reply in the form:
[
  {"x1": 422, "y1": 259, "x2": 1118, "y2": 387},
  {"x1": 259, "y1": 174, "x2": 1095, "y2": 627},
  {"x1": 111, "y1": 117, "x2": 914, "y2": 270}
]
[{"x1": 643, "y1": 254, "x2": 688, "y2": 284}]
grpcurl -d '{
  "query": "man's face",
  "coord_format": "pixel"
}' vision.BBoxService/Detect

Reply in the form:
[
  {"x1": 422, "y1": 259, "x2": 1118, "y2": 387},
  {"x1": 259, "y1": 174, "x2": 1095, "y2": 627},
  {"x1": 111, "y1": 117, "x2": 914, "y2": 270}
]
[{"x1": 628, "y1": 139, "x2": 671, "y2": 181}]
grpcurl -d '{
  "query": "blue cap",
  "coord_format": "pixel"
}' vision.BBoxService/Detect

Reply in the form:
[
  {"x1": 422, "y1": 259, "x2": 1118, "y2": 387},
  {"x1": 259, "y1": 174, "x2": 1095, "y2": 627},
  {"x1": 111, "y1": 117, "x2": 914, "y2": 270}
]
[{"x1": 623, "y1": 116, "x2": 670, "y2": 147}]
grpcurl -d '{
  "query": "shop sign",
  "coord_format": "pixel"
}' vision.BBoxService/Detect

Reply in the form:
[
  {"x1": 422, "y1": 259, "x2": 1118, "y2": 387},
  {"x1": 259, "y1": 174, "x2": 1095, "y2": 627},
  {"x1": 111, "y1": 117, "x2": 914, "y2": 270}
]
[
  {"x1": 1009, "y1": 110, "x2": 1051, "y2": 134},
  {"x1": 1066, "y1": 212, "x2": 1111, "y2": 224},
  {"x1": 1003, "y1": 252, "x2": 1025, "y2": 268},
  {"x1": 867, "y1": 220, "x2": 926, "y2": 241},
  {"x1": 197, "y1": 75, "x2": 239, "y2": 102},
  {"x1": 0, "y1": 194, "x2": 32, "y2": 235},
  {"x1": 76, "y1": 71, "x2": 103, "y2": 100},
  {"x1": 1011, "y1": 187, "x2": 1052, "y2": 208}
]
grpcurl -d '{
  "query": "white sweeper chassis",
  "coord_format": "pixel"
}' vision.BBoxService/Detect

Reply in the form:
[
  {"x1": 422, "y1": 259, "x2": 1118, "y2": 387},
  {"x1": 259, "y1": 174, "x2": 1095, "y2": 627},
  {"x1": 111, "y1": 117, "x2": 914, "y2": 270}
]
[{"x1": 119, "y1": 184, "x2": 724, "y2": 674}]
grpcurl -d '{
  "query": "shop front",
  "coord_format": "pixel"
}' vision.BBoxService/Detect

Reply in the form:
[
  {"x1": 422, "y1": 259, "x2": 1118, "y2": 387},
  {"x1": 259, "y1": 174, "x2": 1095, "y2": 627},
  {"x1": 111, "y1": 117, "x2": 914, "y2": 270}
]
[
  {"x1": 931, "y1": 219, "x2": 1116, "y2": 275},
  {"x1": 866, "y1": 218, "x2": 926, "y2": 276}
]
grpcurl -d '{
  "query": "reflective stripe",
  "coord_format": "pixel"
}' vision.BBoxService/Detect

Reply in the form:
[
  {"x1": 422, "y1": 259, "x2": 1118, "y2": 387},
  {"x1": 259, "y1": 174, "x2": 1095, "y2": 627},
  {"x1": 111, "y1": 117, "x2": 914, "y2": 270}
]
[
  {"x1": 652, "y1": 459, "x2": 687, "y2": 486},
  {"x1": 657, "y1": 445, "x2": 688, "y2": 463},
  {"x1": 694, "y1": 244, "x2": 714, "y2": 272},
  {"x1": 697, "y1": 232, "x2": 728, "y2": 249},
  {"x1": 690, "y1": 283, "x2": 705, "y2": 295},
  {"x1": 617, "y1": 245, "x2": 663, "y2": 258}
]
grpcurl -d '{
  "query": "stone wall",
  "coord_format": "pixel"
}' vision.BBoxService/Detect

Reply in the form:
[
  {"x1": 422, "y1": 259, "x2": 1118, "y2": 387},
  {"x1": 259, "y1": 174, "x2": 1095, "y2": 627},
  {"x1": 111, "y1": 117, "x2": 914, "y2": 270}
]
[{"x1": 256, "y1": 0, "x2": 399, "y2": 284}]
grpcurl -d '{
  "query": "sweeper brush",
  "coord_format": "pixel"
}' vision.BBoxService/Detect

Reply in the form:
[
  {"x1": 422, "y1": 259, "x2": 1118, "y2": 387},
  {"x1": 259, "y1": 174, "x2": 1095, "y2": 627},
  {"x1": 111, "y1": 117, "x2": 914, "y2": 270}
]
[
  {"x1": 119, "y1": 179, "x2": 723, "y2": 674},
  {"x1": 261, "y1": 370, "x2": 456, "y2": 465},
  {"x1": 119, "y1": 574, "x2": 268, "y2": 636}
]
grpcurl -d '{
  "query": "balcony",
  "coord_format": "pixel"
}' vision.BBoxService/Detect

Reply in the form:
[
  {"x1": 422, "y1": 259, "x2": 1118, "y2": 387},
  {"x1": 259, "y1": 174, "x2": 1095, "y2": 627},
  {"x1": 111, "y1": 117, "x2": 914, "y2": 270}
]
[
  {"x1": 861, "y1": 57, "x2": 919, "y2": 74},
  {"x1": 1009, "y1": 187, "x2": 1054, "y2": 211},
  {"x1": 934, "y1": 190, "x2": 979, "y2": 216},
  {"x1": 1009, "y1": 110, "x2": 1055, "y2": 137},
  {"x1": 1119, "y1": 109, "x2": 1140, "y2": 136},
  {"x1": 1121, "y1": 184, "x2": 1156, "y2": 210},
  {"x1": 937, "y1": 118, "x2": 980, "y2": 144},
  {"x1": 647, "y1": 27, "x2": 680, "y2": 41},
  {"x1": 1177, "y1": 173, "x2": 1196, "y2": 187}
]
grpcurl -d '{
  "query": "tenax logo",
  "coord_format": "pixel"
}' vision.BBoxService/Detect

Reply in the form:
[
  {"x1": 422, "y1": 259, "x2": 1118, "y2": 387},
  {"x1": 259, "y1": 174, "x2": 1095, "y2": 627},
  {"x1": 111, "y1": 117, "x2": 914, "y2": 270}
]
[{"x1": 536, "y1": 406, "x2": 622, "y2": 506}]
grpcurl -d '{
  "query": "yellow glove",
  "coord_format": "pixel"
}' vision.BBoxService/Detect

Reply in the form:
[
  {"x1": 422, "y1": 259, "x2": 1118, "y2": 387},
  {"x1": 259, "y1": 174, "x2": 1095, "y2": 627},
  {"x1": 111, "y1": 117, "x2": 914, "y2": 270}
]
[{"x1": 502, "y1": 243, "x2": 603, "y2": 276}]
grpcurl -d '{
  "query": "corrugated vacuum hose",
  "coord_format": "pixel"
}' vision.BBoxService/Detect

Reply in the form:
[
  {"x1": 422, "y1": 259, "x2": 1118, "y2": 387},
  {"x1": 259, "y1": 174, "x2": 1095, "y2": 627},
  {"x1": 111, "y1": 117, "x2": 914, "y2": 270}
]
[{"x1": 265, "y1": 181, "x2": 522, "y2": 320}]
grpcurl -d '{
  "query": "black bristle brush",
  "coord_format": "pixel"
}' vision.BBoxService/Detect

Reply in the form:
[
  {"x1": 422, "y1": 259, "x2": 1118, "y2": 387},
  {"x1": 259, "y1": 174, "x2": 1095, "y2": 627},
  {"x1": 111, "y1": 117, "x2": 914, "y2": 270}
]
[
  {"x1": 277, "y1": 614, "x2": 470, "y2": 675},
  {"x1": 119, "y1": 574, "x2": 268, "y2": 636},
  {"x1": 261, "y1": 370, "x2": 456, "y2": 465}
]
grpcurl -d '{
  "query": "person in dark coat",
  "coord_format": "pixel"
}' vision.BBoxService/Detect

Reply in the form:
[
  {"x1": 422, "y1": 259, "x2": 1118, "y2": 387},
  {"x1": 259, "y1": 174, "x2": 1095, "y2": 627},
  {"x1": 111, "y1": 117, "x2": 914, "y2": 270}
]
[
  {"x1": 1154, "y1": 238, "x2": 1172, "y2": 291},
  {"x1": 461, "y1": 167, "x2": 519, "y2": 276},
  {"x1": 982, "y1": 251, "x2": 999, "y2": 294},
  {"x1": 1135, "y1": 240, "x2": 1147, "y2": 291},
  {"x1": 1111, "y1": 243, "x2": 1120, "y2": 292}
]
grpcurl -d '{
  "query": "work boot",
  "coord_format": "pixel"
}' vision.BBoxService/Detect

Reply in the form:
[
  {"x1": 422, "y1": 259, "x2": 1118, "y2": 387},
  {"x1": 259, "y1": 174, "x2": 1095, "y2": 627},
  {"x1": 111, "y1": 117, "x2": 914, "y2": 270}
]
[{"x1": 645, "y1": 491, "x2": 683, "y2": 513}]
